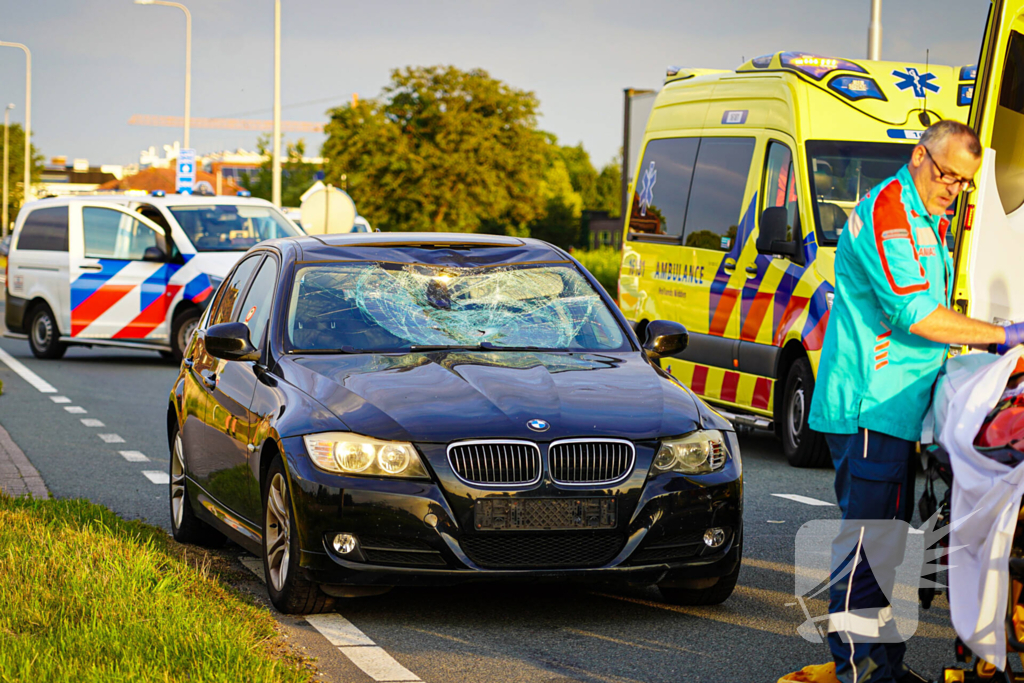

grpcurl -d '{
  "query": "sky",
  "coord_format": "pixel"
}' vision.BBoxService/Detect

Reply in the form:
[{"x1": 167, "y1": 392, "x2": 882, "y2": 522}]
[{"x1": 0, "y1": 0, "x2": 993, "y2": 170}]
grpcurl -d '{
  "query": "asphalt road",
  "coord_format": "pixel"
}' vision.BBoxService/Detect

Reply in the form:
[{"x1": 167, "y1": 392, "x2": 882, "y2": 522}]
[{"x1": 0, "y1": 333, "x2": 962, "y2": 683}]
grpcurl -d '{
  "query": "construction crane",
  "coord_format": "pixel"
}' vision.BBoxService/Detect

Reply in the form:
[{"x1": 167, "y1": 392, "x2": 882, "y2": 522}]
[{"x1": 128, "y1": 115, "x2": 324, "y2": 133}]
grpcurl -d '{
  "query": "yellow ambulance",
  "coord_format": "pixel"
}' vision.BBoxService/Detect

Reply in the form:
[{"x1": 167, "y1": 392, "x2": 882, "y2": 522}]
[{"x1": 617, "y1": 51, "x2": 973, "y2": 467}]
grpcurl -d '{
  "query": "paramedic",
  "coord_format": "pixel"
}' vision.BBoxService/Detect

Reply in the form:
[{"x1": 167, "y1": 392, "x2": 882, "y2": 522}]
[{"x1": 807, "y1": 120, "x2": 1024, "y2": 683}]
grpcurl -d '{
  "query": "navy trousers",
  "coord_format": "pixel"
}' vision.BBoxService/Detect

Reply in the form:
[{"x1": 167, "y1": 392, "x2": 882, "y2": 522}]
[{"x1": 825, "y1": 429, "x2": 916, "y2": 683}]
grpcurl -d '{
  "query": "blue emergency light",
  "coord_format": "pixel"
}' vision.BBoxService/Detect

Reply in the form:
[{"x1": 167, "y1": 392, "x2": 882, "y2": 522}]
[
  {"x1": 150, "y1": 190, "x2": 166, "y2": 197},
  {"x1": 236, "y1": 190, "x2": 251, "y2": 197}
]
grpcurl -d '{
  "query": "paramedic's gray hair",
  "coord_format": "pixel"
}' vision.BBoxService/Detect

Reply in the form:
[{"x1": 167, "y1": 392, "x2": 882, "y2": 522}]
[{"x1": 920, "y1": 120, "x2": 982, "y2": 157}]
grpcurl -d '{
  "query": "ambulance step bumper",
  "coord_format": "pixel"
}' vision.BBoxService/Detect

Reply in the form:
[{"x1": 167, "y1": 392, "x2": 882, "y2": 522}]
[{"x1": 714, "y1": 409, "x2": 773, "y2": 431}]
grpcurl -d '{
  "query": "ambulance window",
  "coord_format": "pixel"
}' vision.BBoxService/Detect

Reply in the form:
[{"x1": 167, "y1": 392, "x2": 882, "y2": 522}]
[
  {"x1": 992, "y1": 30, "x2": 1024, "y2": 213},
  {"x1": 761, "y1": 142, "x2": 800, "y2": 242},
  {"x1": 682, "y1": 137, "x2": 755, "y2": 252},
  {"x1": 82, "y1": 207, "x2": 160, "y2": 260},
  {"x1": 626, "y1": 137, "x2": 699, "y2": 242}
]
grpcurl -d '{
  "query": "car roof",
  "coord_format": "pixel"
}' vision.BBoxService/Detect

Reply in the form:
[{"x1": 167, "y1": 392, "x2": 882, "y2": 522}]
[
  {"x1": 22, "y1": 193, "x2": 278, "y2": 210},
  {"x1": 275, "y1": 232, "x2": 569, "y2": 266}
]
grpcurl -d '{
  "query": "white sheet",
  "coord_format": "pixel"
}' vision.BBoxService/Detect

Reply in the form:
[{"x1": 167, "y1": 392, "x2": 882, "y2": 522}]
[{"x1": 934, "y1": 347, "x2": 1024, "y2": 670}]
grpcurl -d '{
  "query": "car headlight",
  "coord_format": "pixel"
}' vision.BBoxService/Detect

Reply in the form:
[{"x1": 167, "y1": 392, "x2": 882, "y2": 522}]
[
  {"x1": 303, "y1": 432, "x2": 429, "y2": 479},
  {"x1": 652, "y1": 430, "x2": 727, "y2": 475}
]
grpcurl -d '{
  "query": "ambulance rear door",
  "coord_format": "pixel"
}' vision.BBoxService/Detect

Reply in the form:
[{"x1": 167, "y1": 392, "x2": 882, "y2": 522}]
[{"x1": 956, "y1": 0, "x2": 1024, "y2": 324}]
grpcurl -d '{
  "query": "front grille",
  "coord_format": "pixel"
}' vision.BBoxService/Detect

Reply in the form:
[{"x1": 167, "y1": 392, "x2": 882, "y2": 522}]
[
  {"x1": 628, "y1": 527, "x2": 732, "y2": 565},
  {"x1": 360, "y1": 536, "x2": 446, "y2": 567},
  {"x1": 460, "y1": 533, "x2": 625, "y2": 569},
  {"x1": 448, "y1": 441, "x2": 541, "y2": 486},
  {"x1": 549, "y1": 440, "x2": 635, "y2": 485}
]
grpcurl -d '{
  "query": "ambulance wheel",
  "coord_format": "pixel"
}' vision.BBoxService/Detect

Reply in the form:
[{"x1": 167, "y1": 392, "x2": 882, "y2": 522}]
[
  {"x1": 28, "y1": 304, "x2": 67, "y2": 360},
  {"x1": 170, "y1": 309, "x2": 201, "y2": 364},
  {"x1": 779, "y1": 357, "x2": 829, "y2": 468}
]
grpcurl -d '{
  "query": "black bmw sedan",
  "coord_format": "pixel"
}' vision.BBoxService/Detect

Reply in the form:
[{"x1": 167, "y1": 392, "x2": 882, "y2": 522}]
[{"x1": 168, "y1": 233, "x2": 742, "y2": 614}]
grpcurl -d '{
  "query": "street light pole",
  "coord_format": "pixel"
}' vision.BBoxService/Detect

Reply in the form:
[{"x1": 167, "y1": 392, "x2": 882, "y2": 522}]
[
  {"x1": 134, "y1": 0, "x2": 191, "y2": 149},
  {"x1": 272, "y1": 0, "x2": 282, "y2": 207},
  {"x1": 868, "y1": 0, "x2": 882, "y2": 61},
  {"x1": 3, "y1": 104, "x2": 14, "y2": 237},
  {"x1": 0, "y1": 41, "x2": 32, "y2": 204}
]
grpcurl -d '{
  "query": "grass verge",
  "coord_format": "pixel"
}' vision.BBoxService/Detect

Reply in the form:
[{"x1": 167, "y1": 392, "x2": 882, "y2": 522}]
[
  {"x1": 0, "y1": 494, "x2": 311, "y2": 683},
  {"x1": 573, "y1": 247, "x2": 622, "y2": 296}
]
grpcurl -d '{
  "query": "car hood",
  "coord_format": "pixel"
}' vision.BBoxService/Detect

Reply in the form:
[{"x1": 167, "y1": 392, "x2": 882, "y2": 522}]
[{"x1": 278, "y1": 351, "x2": 705, "y2": 443}]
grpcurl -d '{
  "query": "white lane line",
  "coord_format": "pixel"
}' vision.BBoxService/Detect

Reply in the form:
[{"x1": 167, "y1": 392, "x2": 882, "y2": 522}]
[
  {"x1": 98, "y1": 433, "x2": 125, "y2": 444},
  {"x1": 305, "y1": 614, "x2": 422, "y2": 682},
  {"x1": 0, "y1": 346, "x2": 57, "y2": 393},
  {"x1": 305, "y1": 614, "x2": 375, "y2": 646},
  {"x1": 119, "y1": 450, "x2": 150, "y2": 462},
  {"x1": 65, "y1": 406, "x2": 87, "y2": 414},
  {"x1": 771, "y1": 493, "x2": 836, "y2": 507},
  {"x1": 80, "y1": 418, "x2": 105, "y2": 428},
  {"x1": 338, "y1": 646, "x2": 421, "y2": 682},
  {"x1": 49, "y1": 395, "x2": 71, "y2": 404},
  {"x1": 141, "y1": 470, "x2": 169, "y2": 484}
]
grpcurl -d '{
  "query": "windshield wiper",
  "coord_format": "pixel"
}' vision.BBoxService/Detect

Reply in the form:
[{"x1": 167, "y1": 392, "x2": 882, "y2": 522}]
[{"x1": 408, "y1": 342, "x2": 559, "y2": 352}]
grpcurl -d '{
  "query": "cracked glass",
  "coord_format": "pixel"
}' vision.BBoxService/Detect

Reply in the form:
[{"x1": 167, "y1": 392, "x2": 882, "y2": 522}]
[{"x1": 286, "y1": 262, "x2": 628, "y2": 353}]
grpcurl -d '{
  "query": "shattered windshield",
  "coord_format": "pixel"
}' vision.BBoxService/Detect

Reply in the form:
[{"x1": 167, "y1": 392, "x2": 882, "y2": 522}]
[{"x1": 286, "y1": 262, "x2": 629, "y2": 353}]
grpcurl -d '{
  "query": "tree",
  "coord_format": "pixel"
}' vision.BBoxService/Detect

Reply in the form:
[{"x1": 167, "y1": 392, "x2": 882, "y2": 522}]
[
  {"x1": 528, "y1": 154, "x2": 584, "y2": 249},
  {"x1": 2, "y1": 123, "x2": 44, "y2": 229},
  {"x1": 241, "y1": 135, "x2": 319, "y2": 207},
  {"x1": 593, "y1": 158, "x2": 622, "y2": 218},
  {"x1": 322, "y1": 65, "x2": 549, "y2": 233}
]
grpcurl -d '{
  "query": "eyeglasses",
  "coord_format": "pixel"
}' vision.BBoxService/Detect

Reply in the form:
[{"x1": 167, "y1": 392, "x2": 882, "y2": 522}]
[{"x1": 922, "y1": 145, "x2": 977, "y2": 193}]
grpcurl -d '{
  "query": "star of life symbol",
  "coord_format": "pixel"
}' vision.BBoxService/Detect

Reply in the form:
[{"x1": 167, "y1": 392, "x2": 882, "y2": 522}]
[
  {"x1": 638, "y1": 161, "x2": 657, "y2": 217},
  {"x1": 788, "y1": 511, "x2": 967, "y2": 644},
  {"x1": 891, "y1": 67, "x2": 941, "y2": 98}
]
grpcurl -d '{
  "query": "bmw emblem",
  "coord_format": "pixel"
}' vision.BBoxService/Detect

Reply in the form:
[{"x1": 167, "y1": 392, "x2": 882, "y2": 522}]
[{"x1": 527, "y1": 419, "x2": 549, "y2": 432}]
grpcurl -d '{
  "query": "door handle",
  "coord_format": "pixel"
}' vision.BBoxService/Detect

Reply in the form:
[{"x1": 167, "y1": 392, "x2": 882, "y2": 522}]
[
  {"x1": 745, "y1": 265, "x2": 759, "y2": 278},
  {"x1": 723, "y1": 258, "x2": 737, "y2": 273},
  {"x1": 201, "y1": 371, "x2": 217, "y2": 390},
  {"x1": 183, "y1": 358, "x2": 194, "y2": 368},
  {"x1": 79, "y1": 264, "x2": 103, "y2": 271}
]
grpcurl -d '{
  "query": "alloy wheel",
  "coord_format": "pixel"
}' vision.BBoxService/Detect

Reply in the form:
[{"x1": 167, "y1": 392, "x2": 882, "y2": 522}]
[
  {"x1": 171, "y1": 434, "x2": 187, "y2": 529},
  {"x1": 788, "y1": 378, "x2": 805, "y2": 448},
  {"x1": 265, "y1": 472, "x2": 291, "y2": 593}
]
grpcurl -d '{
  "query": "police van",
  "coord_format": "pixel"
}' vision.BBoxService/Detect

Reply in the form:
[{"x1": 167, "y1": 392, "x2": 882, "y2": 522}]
[
  {"x1": 617, "y1": 52, "x2": 973, "y2": 467},
  {"x1": 5, "y1": 193, "x2": 302, "y2": 362}
]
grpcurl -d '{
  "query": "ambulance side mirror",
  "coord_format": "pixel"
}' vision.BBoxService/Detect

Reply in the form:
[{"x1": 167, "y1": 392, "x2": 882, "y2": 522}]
[
  {"x1": 642, "y1": 320, "x2": 689, "y2": 360},
  {"x1": 756, "y1": 207, "x2": 803, "y2": 264}
]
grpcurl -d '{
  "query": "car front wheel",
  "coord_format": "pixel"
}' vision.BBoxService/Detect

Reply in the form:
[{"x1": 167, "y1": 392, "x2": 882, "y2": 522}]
[
  {"x1": 28, "y1": 304, "x2": 67, "y2": 360},
  {"x1": 263, "y1": 455, "x2": 333, "y2": 614},
  {"x1": 658, "y1": 533, "x2": 742, "y2": 606},
  {"x1": 779, "y1": 357, "x2": 830, "y2": 468}
]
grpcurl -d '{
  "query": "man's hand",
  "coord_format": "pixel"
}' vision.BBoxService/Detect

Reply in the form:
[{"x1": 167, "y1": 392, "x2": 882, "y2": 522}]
[{"x1": 996, "y1": 322, "x2": 1024, "y2": 354}]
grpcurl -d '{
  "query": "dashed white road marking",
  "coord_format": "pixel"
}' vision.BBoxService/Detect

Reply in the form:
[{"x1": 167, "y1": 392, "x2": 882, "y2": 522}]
[
  {"x1": 49, "y1": 395, "x2": 71, "y2": 404},
  {"x1": 98, "y1": 433, "x2": 125, "y2": 444},
  {"x1": 141, "y1": 470, "x2": 169, "y2": 484},
  {"x1": 65, "y1": 406, "x2": 87, "y2": 414},
  {"x1": 238, "y1": 556, "x2": 422, "y2": 682},
  {"x1": 80, "y1": 418, "x2": 105, "y2": 428},
  {"x1": 771, "y1": 493, "x2": 835, "y2": 507},
  {"x1": 119, "y1": 450, "x2": 150, "y2": 462},
  {"x1": 0, "y1": 346, "x2": 57, "y2": 393}
]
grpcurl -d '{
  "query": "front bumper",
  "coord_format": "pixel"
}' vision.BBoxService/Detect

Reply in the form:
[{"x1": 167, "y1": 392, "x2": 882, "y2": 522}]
[{"x1": 281, "y1": 433, "x2": 743, "y2": 588}]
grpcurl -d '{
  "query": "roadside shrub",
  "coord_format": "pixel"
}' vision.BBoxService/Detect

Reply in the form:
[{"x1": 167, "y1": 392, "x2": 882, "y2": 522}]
[{"x1": 573, "y1": 247, "x2": 621, "y2": 296}]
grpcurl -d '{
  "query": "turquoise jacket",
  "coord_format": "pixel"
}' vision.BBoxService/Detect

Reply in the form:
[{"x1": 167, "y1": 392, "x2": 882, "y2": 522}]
[{"x1": 808, "y1": 165, "x2": 952, "y2": 441}]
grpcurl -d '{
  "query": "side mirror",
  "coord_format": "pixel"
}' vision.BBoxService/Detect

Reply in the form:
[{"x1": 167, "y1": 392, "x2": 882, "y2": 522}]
[
  {"x1": 205, "y1": 322, "x2": 260, "y2": 362},
  {"x1": 142, "y1": 246, "x2": 166, "y2": 262},
  {"x1": 755, "y1": 207, "x2": 802, "y2": 261},
  {"x1": 642, "y1": 320, "x2": 689, "y2": 360}
]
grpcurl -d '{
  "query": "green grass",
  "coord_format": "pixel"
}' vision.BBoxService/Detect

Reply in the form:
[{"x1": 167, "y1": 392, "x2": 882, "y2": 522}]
[
  {"x1": 573, "y1": 247, "x2": 622, "y2": 296},
  {"x1": 0, "y1": 494, "x2": 310, "y2": 683}
]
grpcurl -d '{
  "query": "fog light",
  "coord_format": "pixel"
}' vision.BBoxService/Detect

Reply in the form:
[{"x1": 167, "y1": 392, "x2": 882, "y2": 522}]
[
  {"x1": 703, "y1": 528, "x2": 726, "y2": 548},
  {"x1": 332, "y1": 533, "x2": 358, "y2": 555}
]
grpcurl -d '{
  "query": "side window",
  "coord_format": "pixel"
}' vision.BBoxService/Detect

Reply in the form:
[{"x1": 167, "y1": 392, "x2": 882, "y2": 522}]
[
  {"x1": 234, "y1": 259, "x2": 277, "y2": 348},
  {"x1": 82, "y1": 207, "x2": 159, "y2": 260},
  {"x1": 994, "y1": 30, "x2": 1024, "y2": 212},
  {"x1": 682, "y1": 137, "x2": 756, "y2": 252},
  {"x1": 627, "y1": 137, "x2": 699, "y2": 241},
  {"x1": 16, "y1": 206, "x2": 69, "y2": 252},
  {"x1": 762, "y1": 142, "x2": 801, "y2": 242},
  {"x1": 209, "y1": 256, "x2": 262, "y2": 328}
]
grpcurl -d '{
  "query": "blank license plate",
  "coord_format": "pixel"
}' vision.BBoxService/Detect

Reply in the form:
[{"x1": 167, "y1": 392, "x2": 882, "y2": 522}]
[{"x1": 474, "y1": 498, "x2": 617, "y2": 531}]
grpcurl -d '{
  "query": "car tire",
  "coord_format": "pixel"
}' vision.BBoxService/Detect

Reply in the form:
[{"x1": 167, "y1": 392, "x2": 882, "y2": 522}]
[
  {"x1": 658, "y1": 534, "x2": 742, "y2": 606},
  {"x1": 263, "y1": 455, "x2": 334, "y2": 615},
  {"x1": 170, "y1": 308, "x2": 201, "y2": 364},
  {"x1": 169, "y1": 426, "x2": 226, "y2": 547},
  {"x1": 779, "y1": 357, "x2": 830, "y2": 468},
  {"x1": 28, "y1": 304, "x2": 67, "y2": 360}
]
